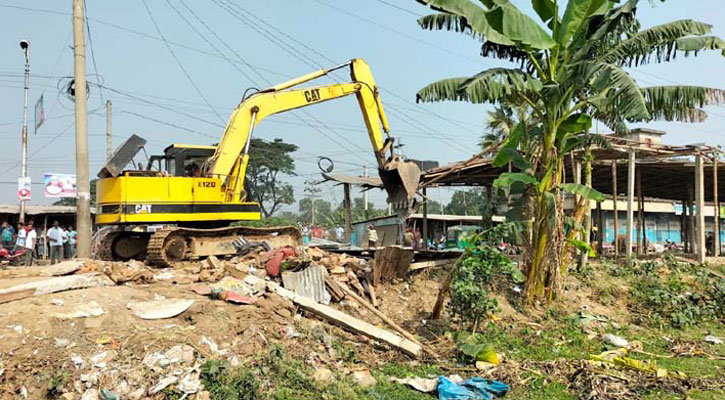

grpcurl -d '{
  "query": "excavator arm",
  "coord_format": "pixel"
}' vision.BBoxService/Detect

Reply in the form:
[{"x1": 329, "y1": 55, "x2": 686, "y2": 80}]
[{"x1": 202, "y1": 59, "x2": 419, "y2": 214}]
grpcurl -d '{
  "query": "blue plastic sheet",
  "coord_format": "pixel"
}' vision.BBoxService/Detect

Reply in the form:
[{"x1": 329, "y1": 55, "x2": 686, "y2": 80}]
[{"x1": 437, "y1": 376, "x2": 509, "y2": 400}]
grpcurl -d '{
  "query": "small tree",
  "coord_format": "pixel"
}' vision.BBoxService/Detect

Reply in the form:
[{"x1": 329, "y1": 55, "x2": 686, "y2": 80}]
[{"x1": 245, "y1": 138, "x2": 298, "y2": 217}]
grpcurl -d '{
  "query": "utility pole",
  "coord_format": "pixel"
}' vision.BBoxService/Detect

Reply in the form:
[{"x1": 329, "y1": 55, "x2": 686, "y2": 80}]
[
  {"x1": 73, "y1": 0, "x2": 92, "y2": 259},
  {"x1": 19, "y1": 40, "x2": 30, "y2": 224},
  {"x1": 363, "y1": 164, "x2": 369, "y2": 215},
  {"x1": 106, "y1": 100, "x2": 112, "y2": 162}
]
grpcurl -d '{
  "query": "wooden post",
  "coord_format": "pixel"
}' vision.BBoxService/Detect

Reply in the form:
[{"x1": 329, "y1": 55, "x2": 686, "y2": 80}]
[
  {"x1": 422, "y1": 187, "x2": 428, "y2": 244},
  {"x1": 695, "y1": 153, "x2": 706, "y2": 263},
  {"x1": 636, "y1": 170, "x2": 643, "y2": 255},
  {"x1": 626, "y1": 149, "x2": 635, "y2": 258},
  {"x1": 343, "y1": 183, "x2": 352, "y2": 244},
  {"x1": 682, "y1": 199, "x2": 688, "y2": 253},
  {"x1": 688, "y1": 185, "x2": 695, "y2": 254},
  {"x1": 578, "y1": 154, "x2": 592, "y2": 269},
  {"x1": 612, "y1": 161, "x2": 619, "y2": 257},
  {"x1": 714, "y1": 159, "x2": 720, "y2": 257},
  {"x1": 597, "y1": 201, "x2": 604, "y2": 256},
  {"x1": 43, "y1": 214, "x2": 48, "y2": 260}
]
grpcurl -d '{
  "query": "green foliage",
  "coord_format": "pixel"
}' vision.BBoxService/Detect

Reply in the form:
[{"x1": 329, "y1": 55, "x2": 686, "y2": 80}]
[
  {"x1": 298, "y1": 198, "x2": 332, "y2": 225},
  {"x1": 414, "y1": 0, "x2": 725, "y2": 305},
  {"x1": 454, "y1": 330, "x2": 498, "y2": 363},
  {"x1": 625, "y1": 257, "x2": 725, "y2": 328},
  {"x1": 449, "y1": 245, "x2": 521, "y2": 330},
  {"x1": 45, "y1": 371, "x2": 70, "y2": 398},
  {"x1": 200, "y1": 359, "x2": 259, "y2": 400},
  {"x1": 246, "y1": 138, "x2": 298, "y2": 217},
  {"x1": 443, "y1": 188, "x2": 488, "y2": 216}
]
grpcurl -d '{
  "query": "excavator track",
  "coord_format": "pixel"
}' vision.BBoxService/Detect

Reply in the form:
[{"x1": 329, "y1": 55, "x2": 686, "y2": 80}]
[{"x1": 146, "y1": 225, "x2": 302, "y2": 268}]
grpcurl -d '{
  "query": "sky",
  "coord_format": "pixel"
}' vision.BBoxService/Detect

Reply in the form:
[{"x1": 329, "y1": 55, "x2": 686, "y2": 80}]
[{"x1": 0, "y1": 0, "x2": 724, "y2": 212}]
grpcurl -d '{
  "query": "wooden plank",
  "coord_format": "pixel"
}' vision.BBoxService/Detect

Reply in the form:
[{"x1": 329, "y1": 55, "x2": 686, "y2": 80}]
[
  {"x1": 373, "y1": 246, "x2": 414, "y2": 286},
  {"x1": 324, "y1": 276, "x2": 345, "y2": 302},
  {"x1": 0, "y1": 288, "x2": 36, "y2": 304},
  {"x1": 364, "y1": 275, "x2": 378, "y2": 308},
  {"x1": 266, "y1": 280, "x2": 422, "y2": 358},
  {"x1": 409, "y1": 259, "x2": 454, "y2": 271}
]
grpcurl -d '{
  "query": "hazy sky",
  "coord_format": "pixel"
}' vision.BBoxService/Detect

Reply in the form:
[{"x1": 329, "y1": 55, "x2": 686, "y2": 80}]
[{"x1": 0, "y1": 0, "x2": 723, "y2": 211}]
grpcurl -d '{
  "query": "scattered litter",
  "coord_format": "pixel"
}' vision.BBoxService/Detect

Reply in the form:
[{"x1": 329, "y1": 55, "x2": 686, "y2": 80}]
[
  {"x1": 90, "y1": 350, "x2": 117, "y2": 368},
  {"x1": 201, "y1": 336, "x2": 228, "y2": 356},
  {"x1": 51, "y1": 298, "x2": 64, "y2": 306},
  {"x1": 127, "y1": 298, "x2": 194, "y2": 320},
  {"x1": 71, "y1": 355, "x2": 84, "y2": 368},
  {"x1": 81, "y1": 389, "x2": 99, "y2": 400},
  {"x1": 148, "y1": 376, "x2": 178, "y2": 395},
  {"x1": 54, "y1": 338, "x2": 71, "y2": 348},
  {"x1": 283, "y1": 325, "x2": 301, "y2": 339},
  {"x1": 282, "y1": 265, "x2": 331, "y2": 304},
  {"x1": 437, "y1": 376, "x2": 509, "y2": 400},
  {"x1": 601, "y1": 333, "x2": 629, "y2": 348},
  {"x1": 704, "y1": 335, "x2": 723, "y2": 345},
  {"x1": 177, "y1": 373, "x2": 202, "y2": 394},
  {"x1": 351, "y1": 369, "x2": 376, "y2": 387},
  {"x1": 52, "y1": 301, "x2": 105, "y2": 319},
  {"x1": 391, "y1": 376, "x2": 441, "y2": 393},
  {"x1": 12, "y1": 325, "x2": 22, "y2": 334},
  {"x1": 20, "y1": 386, "x2": 28, "y2": 399},
  {"x1": 99, "y1": 389, "x2": 120, "y2": 400},
  {"x1": 153, "y1": 271, "x2": 175, "y2": 281}
]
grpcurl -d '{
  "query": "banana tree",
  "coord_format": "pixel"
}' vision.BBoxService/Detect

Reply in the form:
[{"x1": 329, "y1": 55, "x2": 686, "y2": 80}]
[{"x1": 413, "y1": 0, "x2": 725, "y2": 305}]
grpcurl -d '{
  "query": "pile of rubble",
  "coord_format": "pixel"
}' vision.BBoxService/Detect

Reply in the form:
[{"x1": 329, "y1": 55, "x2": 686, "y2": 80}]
[{"x1": 0, "y1": 244, "x2": 452, "y2": 398}]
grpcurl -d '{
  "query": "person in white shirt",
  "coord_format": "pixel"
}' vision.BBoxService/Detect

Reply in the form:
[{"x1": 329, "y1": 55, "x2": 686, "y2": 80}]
[
  {"x1": 14, "y1": 222, "x2": 26, "y2": 252},
  {"x1": 47, "y1": 221, "x2": 64, "y2": 264},
  {"x1": 335, "y1": 225, "x2": 344, "y2": 242},
  {"x1": 23, "y1": 221, "x2": 37, "y2": 266}
]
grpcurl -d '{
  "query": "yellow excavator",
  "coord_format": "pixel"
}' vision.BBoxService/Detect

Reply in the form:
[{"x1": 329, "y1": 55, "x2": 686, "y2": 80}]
[{"x1": 95, "y1": 59, "x2": 420, "y2": 266}]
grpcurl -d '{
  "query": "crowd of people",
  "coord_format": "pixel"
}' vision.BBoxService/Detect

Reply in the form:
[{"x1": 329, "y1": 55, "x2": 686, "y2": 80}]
[{"x1": 1, "y1": 220, "x2": 77, "y2": 266}]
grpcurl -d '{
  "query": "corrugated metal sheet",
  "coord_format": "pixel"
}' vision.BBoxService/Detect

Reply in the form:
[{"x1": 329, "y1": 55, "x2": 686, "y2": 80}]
[{"x1": 281, "y1": 266, "x2": 331, "y2": 305}]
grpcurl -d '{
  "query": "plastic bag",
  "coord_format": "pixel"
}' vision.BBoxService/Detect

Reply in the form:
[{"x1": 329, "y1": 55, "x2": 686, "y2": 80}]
[{"x1": 437, "y1": 376, "x2": 509, "y2": 400}]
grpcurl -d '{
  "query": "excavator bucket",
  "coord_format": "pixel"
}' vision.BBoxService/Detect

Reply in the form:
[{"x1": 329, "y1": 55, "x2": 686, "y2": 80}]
[{"x1": 380, "y1": 158, "x2": 421, "y2": 217}]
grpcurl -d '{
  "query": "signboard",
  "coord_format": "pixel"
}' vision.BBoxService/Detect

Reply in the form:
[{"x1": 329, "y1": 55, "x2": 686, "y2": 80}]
[
  {"x1": 17, "y1": 177, "x2": 31, "y2": 201},
  {"x1": 34, "y1": 94, "x2": 45, "y2": 133},
  {"x1": 43, "y1": 173, "x2": 76, "y2": 198}
]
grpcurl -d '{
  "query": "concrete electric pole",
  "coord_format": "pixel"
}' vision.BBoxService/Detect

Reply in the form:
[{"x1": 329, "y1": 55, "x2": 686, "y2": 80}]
[
  {"x1": 106, "y1": 100, "x2": 112, "y2": 162},
  {"x1": 73, "y1": 0, "x2": 92, "y2": 258},
  {"x1": 19, "y1": 40, "x2": 29, "y2": 223}
]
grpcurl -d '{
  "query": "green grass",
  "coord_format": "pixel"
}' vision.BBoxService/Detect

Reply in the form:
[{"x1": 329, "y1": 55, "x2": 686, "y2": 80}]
[{"x1": 508, "y1": 374, "x2": 577, "y2": 400}]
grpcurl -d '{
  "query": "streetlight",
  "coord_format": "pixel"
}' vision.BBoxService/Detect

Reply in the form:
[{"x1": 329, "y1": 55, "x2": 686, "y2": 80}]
[{"x1": 19, "y1": 39, "x2": 30, "y2": 223}]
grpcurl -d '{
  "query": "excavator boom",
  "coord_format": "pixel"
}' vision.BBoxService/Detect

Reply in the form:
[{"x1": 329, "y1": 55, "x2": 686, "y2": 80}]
[{"x1": 202, "y1": 59, "x2": 419, "y2": 214}]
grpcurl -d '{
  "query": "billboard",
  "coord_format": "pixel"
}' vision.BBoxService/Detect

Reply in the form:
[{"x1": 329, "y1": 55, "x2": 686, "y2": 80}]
[
  {"x1": 17, "y1": 177, "x2": 31, "y2": 201},
  {"x1": 43, "y1": 173, "x2": 76, "y2": 198}
]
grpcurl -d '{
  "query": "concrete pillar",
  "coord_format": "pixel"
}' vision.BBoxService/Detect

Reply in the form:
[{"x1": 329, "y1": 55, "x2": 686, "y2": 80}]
[
  {"x1": 612, "y1": 162, "x2": 619, "y2": 257},
  {"x1": 714, "y1": 160, "x2": 720, "y2": 256},
  {"x1": 688, "y1": 186, "x2": 696, "y2": 253},
  {"x1": 637, "y1": 170, "x2": 643, "y2": 255},
  {"x1": 626, "y1": 149, "x2": 635, "y2": 258},
  {"x1": 343, "y1": 183, "x2": 352, "y2": 244},
  {"x1": 422, "y1": 187, "x2": 428, "y2": 244},
  {"x1": 695, "y1": 153, "x2": 706, "y2": 263},
  {"x1": 597, "y1": 201, "x2": 604, "y2": 256}
]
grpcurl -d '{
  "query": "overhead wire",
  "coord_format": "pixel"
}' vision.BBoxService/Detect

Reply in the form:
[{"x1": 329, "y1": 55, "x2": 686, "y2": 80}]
[
  {"x1": 174, "y1": 0, "x2": 373, "y2": 164},
  {"x1": 140, "y1": 0, "x2": 225, "y2": 123},
  {"x1": 83, "y1": 0, "x2": 104, "y2": 103}
]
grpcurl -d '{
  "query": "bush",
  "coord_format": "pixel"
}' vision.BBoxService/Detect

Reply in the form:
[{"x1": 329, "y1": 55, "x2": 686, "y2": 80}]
[
  {"x1": 200, "y1": 359, "x2": 260, "y2": 400},
  {"x1": 449, "y1": 245, "x2": 522, "y2": 331}
]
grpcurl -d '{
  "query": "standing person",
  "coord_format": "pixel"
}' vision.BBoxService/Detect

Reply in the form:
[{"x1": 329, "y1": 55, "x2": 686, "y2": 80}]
[
  {"x1": 62, "y1": 226, "x2": 71, "y2": 259},
  {"x1": 366, "y1": 225, "x2": 378, "y2": 249},
  {"x1": 47, "y1": 221, "x2": 64, "y2": 265},
  {"x1": 23, "y1": 221, "x2": 37, "y2": 266},
  {"x1": 413, "y1": 228, "x2": 421, "y2": 251},
  {"x1": 301, "y1": 224, "x2": 310, "y2": 246},
  {"x1": 14, "y1": 222, "x2": 26, "y2": 252},
  {"x1": 1, "y1": 221, "x2": 15, "y2": 251},
  {"x1": 69, "y1": 226, "x2": 77, "y2": 258},
  {"x1": 335, "y1": 224, "x2": 344, "y2": 243}
]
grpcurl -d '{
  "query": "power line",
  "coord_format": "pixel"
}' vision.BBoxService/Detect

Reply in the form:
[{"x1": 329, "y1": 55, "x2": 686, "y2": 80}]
[
  {"x1": 141, "y1": 0, "x2": 225, "y2": 123},
  {"x1": 120, "y1": 110, "x2": 217, "y2": 139},
  {"x1": 371, "y1": 0, "x2": 425, "y2": 17},
  {"x1": 83, "y1": 1, "x2": 104, "y2": 103}
]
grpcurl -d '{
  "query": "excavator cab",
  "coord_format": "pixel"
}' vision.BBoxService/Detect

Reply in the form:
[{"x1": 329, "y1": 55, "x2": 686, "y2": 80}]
[{"x1": 163, "y1": 144, "x2": 216, "y2": 177}]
